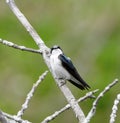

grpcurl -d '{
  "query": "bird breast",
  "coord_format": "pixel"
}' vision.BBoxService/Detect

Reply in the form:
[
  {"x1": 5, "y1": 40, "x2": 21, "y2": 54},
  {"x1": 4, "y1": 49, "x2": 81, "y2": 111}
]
[{"x1": 50, "y1": 54, "x2": 70, "y2": 80}]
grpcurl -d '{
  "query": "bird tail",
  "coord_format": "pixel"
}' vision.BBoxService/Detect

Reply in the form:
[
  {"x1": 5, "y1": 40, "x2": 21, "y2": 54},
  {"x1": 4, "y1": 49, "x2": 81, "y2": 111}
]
[{"x1": 69, "y1": 79, "x2": 90, "y2": 90}]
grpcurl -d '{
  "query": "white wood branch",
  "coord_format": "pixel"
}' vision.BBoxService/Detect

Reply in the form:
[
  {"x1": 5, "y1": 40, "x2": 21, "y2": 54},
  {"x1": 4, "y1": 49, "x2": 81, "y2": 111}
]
[
  {"x1": 41, "y1": 89, "x2": 98, "y2": 123},
  {"x1": 2, "y1": 111, "x2": 31, "y2": 123},
  {"x1": 110, "y1": 93, "x2": 120, "y2": 123},
  {"x1": 0, "y1": 111, "x2": 8, "y2": 123},
  {"x1": 17, "y1": 71, "x2": 48, "y2": 118},
  {"x1": 84, "y1": 79, "x2": 119, "y2": 123},
  {"x1": 6, "y1": 0, "x2": 44, "y2": 49},
  {"x1": 6, "y1": 0, "x2": 85, "y2": 122},
  {"x1": 1, "y1": 71, "x2": 48, "y2": 123},
  {"x1": 0, "y1": 38, "x2": 42, "y2": 54}
]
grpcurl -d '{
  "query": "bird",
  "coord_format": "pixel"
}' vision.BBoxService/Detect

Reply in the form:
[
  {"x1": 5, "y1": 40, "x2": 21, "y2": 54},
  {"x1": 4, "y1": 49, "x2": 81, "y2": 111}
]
[{"x1": 50, "y1": 45, "x2": 90, "y2": 90}]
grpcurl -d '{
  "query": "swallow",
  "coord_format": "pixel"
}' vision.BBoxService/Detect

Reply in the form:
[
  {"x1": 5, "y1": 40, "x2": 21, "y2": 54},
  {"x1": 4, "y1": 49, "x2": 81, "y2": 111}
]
[{"x1": 50, "y1": 45, "x2": 90, "y2": 90}]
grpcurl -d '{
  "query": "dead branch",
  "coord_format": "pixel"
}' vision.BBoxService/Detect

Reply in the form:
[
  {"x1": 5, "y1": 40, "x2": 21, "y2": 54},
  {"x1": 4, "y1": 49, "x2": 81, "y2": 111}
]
[
  {"x1": 17, "y1": 71, "x2": 48, "y2": 118},
  {"x1": 6, "y1": 0, "x2": 85, "y2": 122},
  {"x1": 41, "y1": 89, "x2": 98, "y2": 123},
  {"x1": 110, "y1": 93, "x2": 120, "y2": 123},
  {"x1": 0, "y1": 38, "x2": 42, "y2": 54},
  {"x1": 84, "y1": 79, "x2": 119, "y2": 123}
]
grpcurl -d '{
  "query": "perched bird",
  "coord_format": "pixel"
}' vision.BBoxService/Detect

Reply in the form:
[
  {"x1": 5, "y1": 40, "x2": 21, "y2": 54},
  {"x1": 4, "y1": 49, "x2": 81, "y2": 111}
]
[{"x1": 50, "y1": 45, "x2": 90, "y2": 90}]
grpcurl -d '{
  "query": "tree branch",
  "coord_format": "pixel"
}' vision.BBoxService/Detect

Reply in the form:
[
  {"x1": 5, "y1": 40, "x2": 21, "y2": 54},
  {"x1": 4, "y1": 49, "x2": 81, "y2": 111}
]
[
  {"x1": 2, "y1": 111, "x2": 31, "y2": 123},
  {"x1": 1, "y1": 71, "x2": 48, "y2": 123},
  {"x1": 17, "y1": 71, "x2": 48, "y2": 118},
  {"x1": 6, "y1": 0, "x2": 85, "y2": 122},
  {"x1": 84, "y1": 79, "x2": 119, "y2": 123},
  {"x1": 0, "y1": 110, "x2": 8, "y2": 123},
  {"x1": 57, "y1": 79, "x2": 85, "y2": 122},
  {"x1": 6, "y1": 0, "x2": 45, "y2": 49},
  {"x1": 0, "y1": 38, "x2": 42, "y2": 54},
  {"x1": 41, "y1": 89, "x2": 98, "y2": 123},
  {"x1": 110, "y1": 93, "x2": 120, "y2": 123}
]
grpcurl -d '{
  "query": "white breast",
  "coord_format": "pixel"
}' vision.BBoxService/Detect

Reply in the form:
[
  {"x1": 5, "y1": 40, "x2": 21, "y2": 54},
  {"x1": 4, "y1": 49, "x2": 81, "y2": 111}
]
[{"x1": 50, "y1": 53, "x2": 70, "y2": 80}]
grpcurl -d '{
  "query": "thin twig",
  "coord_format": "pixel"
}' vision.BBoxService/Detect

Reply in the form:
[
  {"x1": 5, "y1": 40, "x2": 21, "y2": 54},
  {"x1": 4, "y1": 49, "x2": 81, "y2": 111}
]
[
  {"x1": 0, "y1": 38, "x2": 42, "y2": 54},
  {"x1": 41, "y1": 89, "x2": 98, "y2": 123},
  {"x1": 84, "y1": 79, "x2": 119, "y2": 123},
  {"x1": 17, "y1": 71, "x2": 48, "y2": 118},
  {"x1": 0, "y1": 110, "x2": 8, "y2": 123},
  {"x1": 2, "y1": 111, "x2": 31, "y2": 123},
  {"x1": 110, "y1": 93, "x2": 120, "y2": 123}
]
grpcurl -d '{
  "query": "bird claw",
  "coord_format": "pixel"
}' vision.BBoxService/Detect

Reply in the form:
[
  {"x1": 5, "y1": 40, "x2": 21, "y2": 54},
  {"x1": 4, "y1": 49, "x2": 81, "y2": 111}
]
[
  {"x1": 55, "y1": 78, "x2": 66, "y2": 87},
  {"x1": 59, "y1": 80, "x2": 66, "y2": 87}
]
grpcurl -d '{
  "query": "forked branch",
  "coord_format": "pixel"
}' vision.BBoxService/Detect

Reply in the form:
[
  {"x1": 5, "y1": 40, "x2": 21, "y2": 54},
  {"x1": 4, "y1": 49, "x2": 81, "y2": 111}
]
[
  {"x1": 84, "y1": 79, "x2": 119, "y2": 123},
  {"x1": 6, "y1": 0, "x2": 85, "y2": 122}
]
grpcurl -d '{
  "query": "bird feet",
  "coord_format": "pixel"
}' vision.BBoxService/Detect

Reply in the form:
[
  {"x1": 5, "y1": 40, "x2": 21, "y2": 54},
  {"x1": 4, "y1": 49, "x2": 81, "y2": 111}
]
[{"x1": 55, "y1": 78, "x2": 66, "y2": 87}]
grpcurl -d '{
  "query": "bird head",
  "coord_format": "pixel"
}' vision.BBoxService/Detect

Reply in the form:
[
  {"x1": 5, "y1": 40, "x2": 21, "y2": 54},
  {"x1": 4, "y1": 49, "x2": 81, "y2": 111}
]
[{"x1": 50, "y1": 45, "x2": 63, "y2": 55}]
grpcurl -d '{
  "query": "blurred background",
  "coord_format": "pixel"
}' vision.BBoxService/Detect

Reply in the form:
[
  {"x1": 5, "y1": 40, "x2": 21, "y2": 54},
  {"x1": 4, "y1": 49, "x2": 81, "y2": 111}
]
[{"x1": 0, "y1": 0, "x2": 120, "y2": 123}]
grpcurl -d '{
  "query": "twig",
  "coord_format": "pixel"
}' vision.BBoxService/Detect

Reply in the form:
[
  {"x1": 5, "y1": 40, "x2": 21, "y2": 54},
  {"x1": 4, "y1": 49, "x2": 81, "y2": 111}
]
[
  {"x1": 6, "y1": 1, "x2": 85, "y2": 122},
  {"x1": 110, "y1": 93, "x2": 120, "y2": 123},
  {"x1": 0, "y1": 38, "x2": 42, "y2": 54},
  {"x1": 0, "y1": 110, "x2": 8, "y2": 123},
  {"x1": 84, "y1": 79, "x2": 119, "y2": 123},
  {"x1": 17, "y1": 71, "x2": 48, "y2": 118},
  {"x1": 77, "y1": 89, "x2": 99, "y2": 103},
  {"x1": 2, "y1": 111, "x2": 31, "y2": 123},
  {"x1": 41, "y1": 89, "x2": 98, "y2": 123}
]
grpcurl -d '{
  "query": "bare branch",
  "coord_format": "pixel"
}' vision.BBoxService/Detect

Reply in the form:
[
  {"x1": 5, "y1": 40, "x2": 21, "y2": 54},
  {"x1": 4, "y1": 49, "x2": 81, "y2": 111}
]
[
  {"x1": 77, "y1": 89, "x2": 99, "y2": 102},
  {"x1": 2, "y1": 71, "x2": 48, "y2": 122},
  {"x1": 41, "y1": 89, "x2": 98, "y2": 123},
  {"x1": 110, "y1": 93, "x2": 120, "y2": 123},
  {"x1": 0, "y1": 110, "x2": 8, "y2": 123},
  {"x1": 84, "y1": 79, "x2": 119, "y2": 123},
  {"x1": 6, "y1": 0, "x2": 45, "y2": 49},
  {"x1": 6, "y1": 0, "x2": 86, "y2": 122},
  {"x1": 2, "y1": 111, "x2": 31, "y2": 123},
  {"x1": 17, "y1": 71, "x2": 48, "y2": 118},
  {"x1": 56, "y1": 79, "x2": 85, "y2": 122},
  {"x1": 0, "y1": 38, "x2": 42, "y2": 54}
]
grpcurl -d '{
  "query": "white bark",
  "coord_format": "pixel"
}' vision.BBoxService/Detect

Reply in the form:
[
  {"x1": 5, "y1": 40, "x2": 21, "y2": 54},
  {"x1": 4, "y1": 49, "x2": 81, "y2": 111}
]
[
  {"x1": 110, "y1": 93, "x2": 120, "y2": 123},
  {"x1": 17, "y1": 71, "x2": 48, "y2": 118},
  {"x1": 84, "y1": 79, "x2": 119, "y2": 123},
  {"x1": 6, "y1": 0, "x2": 85, "y2": 122}
]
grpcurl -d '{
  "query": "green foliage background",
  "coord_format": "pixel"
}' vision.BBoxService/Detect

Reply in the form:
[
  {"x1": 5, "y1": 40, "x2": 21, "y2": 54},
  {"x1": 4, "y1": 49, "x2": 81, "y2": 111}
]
[{"x1": 0, "y1": 0, "x2": 120, "y2": 123}]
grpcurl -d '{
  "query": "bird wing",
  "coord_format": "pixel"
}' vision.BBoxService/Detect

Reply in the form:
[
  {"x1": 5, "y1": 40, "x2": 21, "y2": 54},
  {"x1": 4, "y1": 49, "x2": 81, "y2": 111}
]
[{"x1": 58, "y1": 54, "x2": 90, "y2": 90}]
